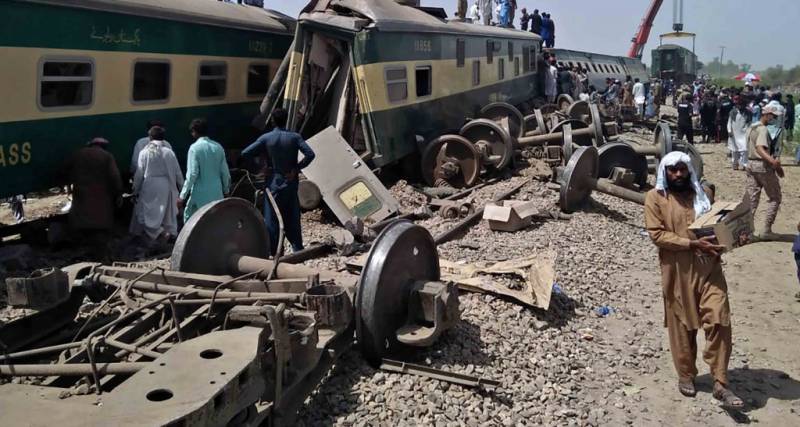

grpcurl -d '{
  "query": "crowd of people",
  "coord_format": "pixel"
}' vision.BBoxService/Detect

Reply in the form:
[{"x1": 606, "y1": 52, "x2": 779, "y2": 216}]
[
  {"x1": 460, "y1": 1, "x2": 556, "y2": 46},
  {"x1": 48, "y1": 109, "x2": 314, "y2": 261}
]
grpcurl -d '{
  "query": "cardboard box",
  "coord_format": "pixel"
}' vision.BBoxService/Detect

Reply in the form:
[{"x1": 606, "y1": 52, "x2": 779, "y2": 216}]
[
  {"x1": 689, "y1": 200, "x2": 753, "y2": 251},
  {"x1": 483, "y1": 200, "x2": 539, "y2": 232}
]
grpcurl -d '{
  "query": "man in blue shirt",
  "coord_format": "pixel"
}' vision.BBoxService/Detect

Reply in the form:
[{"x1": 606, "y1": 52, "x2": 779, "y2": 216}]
[{"x1": 242, "y1": 108, "x2": 315, "y2": 255}]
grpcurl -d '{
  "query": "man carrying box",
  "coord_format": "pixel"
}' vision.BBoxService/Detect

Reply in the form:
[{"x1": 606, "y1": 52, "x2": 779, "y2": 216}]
[
  {"x1": 744, "y1": 103, "x2": 785, "y2": 237},
  {"x1": 644, "y1": 152, "x2": 744, "y2": 409}
]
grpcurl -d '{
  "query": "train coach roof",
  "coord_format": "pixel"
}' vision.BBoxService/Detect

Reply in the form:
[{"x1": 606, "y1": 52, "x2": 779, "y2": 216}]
[
  {"x1": 655, "y1": 44, "x2": 691, "y2": 51},
  {"x1": 301, "y1": 0, "x2": 540, "y2": 40},
  {"x1": 20, "y1": 0, "x2": 295, "y2": 34},
  {"x1": 549, "y1": 48, "x2": 628, "y2": 62}
]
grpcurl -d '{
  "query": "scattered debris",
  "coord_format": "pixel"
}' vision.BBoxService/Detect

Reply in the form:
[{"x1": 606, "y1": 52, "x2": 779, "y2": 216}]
[
  {"x1": 440, "y1": 253, "x2": 556, "y2": 310},
  {"x1": 483, "y1": 200, "x2": 539, "y2": 232},
  {"x1": 379, "y1": 358, "x2": 501, "y2": 391},
  {"x1": 301, "y1": 127, "x2": 400, "y2": 225}
]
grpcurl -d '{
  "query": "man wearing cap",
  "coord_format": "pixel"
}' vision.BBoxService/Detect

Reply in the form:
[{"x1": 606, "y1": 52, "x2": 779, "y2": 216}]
[
  {"x1": 645, "y1": 152, "x2": 743, "y2": 409},
  {"x1": 745, "y1": 103, "x2": 785, "y2": 236},
  {"x1": 62, "y1": 137, "x2": 123, "y2": 261}
]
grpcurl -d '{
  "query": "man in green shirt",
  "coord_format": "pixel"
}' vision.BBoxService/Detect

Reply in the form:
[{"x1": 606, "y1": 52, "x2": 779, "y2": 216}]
[{"x1": 178, "y1": 119, "x2": 231, "y2": 223}]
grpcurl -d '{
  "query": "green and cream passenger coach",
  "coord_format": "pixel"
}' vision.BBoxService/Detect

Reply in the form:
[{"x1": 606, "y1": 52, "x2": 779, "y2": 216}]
[
  {"x1": 0, "y1": 0, "x2": 294, "y2": 198},
  {"x1": 283, "y1": 0, "x2": 542, "y2": 187}
]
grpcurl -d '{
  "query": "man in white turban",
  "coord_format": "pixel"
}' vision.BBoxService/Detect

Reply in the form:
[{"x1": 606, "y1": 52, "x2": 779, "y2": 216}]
[{"x1": 644, "y1": 152, "x2": 743, "y2": 409}]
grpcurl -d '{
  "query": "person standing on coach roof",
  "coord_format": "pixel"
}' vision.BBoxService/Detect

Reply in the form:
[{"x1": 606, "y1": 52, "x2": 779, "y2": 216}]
[
  {"x1": 519, "y1": 7, "x2": 529, "y2": 31},
  {"x1": 540, "y1": 13, "x2": 551, "y2": 46},
  {"x1": 530, "y1": 9, "x2": 542, "y2": 35},
  {"x1": 645, "y1": 152, "x2": 744, "y2": 410},
  {"x1": 242, "y1": 108, "x2": 315, "y2": 256},
  {"x1": 178, "y1": 118, "x2": 231, "y2": 223}
]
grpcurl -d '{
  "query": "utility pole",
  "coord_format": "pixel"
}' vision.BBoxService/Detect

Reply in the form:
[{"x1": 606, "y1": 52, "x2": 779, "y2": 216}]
[{"x1": 718, "y1": 46, "x2": 726, "y2": 78}]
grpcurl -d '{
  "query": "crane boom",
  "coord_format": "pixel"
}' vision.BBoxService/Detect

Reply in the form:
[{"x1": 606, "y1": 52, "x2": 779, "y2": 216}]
[{"x1": 627, "y1": 0, "x2": 664, "y2": 59}]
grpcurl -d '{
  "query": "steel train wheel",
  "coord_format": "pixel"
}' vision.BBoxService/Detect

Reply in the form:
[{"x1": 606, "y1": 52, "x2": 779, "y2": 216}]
[
  {"x1": 531, "y1": 109, "x2": 548, "y2": 135},
  {"x1": 551, "y1": 119, "x2": 593, "y2": 147},
  {"x1": 653, "y1": 121, "x2": 674, "y2": 159},
  {"x1": 674, "y1": 142, "x2": 705, "y2": 178},
  {"x1": 298, "y1": 179, "x2": 322, "y2": 211},
  {"x1": 356, "y1": 220, "x2": 439, "y2": 367},
  {"x1": 459, "y1": 118, "x2": 514, "y2": 170},
  {"x1": 567, "y1": 100, "x2": 591, "y2": 123},
  {"x1": 557, "y1": 94, "x2": 574, "y2": 112},
  {"x1": 480, "y1": 102, "x2": 525, "y2": 139},
  {"x1": 597, "y1": 143, "x2": 649, "y2": 188},
  {"x1": 560, "y1": 146, "x2": 599, "y2": 213},
  {"x1": 421, "y1": 135, "x2": 481, "y2": 188},
  {"x1": 171, "y1": 198, "x2": 269, "y2": 275},
  {"x1": 562, "y1": 124, "x2": 575, "y2": 163}
]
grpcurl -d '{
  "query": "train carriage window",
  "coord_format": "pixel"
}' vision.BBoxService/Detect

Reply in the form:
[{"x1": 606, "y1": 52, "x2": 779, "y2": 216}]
[
  {"x1": 247, "y1": 63, "x2": 270, "y2": 96},
  {"x1": 514, "y1": 57, "x2": 520, "y2": 76},
  {"x1": 522, "y1": 47, "x2": 530, "y2": 73},
  {"x1": 486, "y1": 40, "x2": 494, "y2": 64},
  {"x1": 529, "y1": 46, "x2": 537, "y2": 72},
  {"x1": 385, "y1": 66, "x2": 408, "y2": 103},
  {"x1": 472, "y1": 60, "x2": 480, "y2": 86},
  {"x1": 39, "y1": 59, "x2": 94, "y2": 109},
  {"x1": 415, "y1": 66, "x2": 432, "y2": 98},
  {"x1": 591, "y1": 63, "x2": 598, "y2": 73},
  {"x1": 498, "y1": 58, "x2": 505, "y2": 80},
  {"x1": 198, "y1": 61, "x2": 227, "y2": 99},
  {"x1": 457, "y1": 39, "x2": 465, "y2": 68},
  {"x1": 132, "y1": 60, "x2": 170, "y2": 103},
  {"x1": 508, "y1": 42, "x2": 514, "y2": 61}
]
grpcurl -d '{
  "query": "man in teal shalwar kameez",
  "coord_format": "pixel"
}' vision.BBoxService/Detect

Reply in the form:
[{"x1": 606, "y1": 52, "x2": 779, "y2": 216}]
[{"x1": 178, "y1": 118, "x2": 231, "y2": 223}]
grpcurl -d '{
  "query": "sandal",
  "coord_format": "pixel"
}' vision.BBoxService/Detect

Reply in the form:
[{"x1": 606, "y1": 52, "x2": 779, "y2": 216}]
[
  {"x1": 678, "y1": 380, "x2": 697, "y2": 397},
  {"x1": 713, "y1": 386, "x2": 744, "y2": 409}
]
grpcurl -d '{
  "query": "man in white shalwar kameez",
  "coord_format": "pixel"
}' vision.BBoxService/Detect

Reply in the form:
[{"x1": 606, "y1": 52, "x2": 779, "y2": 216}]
[
  {"x1": 131, "y1": 126, "x2": 184, "y2": 242},
  {"x1": 727, "y1": 96, "x2": 750, "y2": 170},
  {"x1": 480, "y1": 0, "x2": 492, "y2": 25}
]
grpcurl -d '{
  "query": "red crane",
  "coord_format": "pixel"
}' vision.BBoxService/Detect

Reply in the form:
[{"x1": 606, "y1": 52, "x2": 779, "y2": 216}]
[{"x1": 627, "y1": 0, "x2": 664, "y2": 59}]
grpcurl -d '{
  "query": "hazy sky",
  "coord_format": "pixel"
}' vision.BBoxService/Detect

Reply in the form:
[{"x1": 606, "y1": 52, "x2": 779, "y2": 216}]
[{"x1": 266, "y1": 0, "x2": 799, "y2": 71}]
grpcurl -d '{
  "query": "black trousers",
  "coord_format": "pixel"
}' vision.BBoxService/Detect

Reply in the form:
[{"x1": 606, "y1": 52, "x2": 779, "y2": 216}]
[{"x1": 677, "y1": 125, "x2": 694, "y2": 144}]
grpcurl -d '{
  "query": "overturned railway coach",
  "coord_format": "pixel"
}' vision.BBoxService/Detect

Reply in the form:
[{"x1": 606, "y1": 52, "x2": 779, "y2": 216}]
[
  {"x1": 550, "y1": 48, "x2": 650, "y2": 90},
  {"x1": 283, "y1": 0, "x2": 542, "y2": 170},
  {"x1": 0, "y1": 0, "x2": 294, "y2": 198}
]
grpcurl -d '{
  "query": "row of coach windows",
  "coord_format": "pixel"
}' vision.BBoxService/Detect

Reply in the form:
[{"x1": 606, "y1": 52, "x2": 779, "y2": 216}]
[
  {"x1": 558, "y1": 60, "x2": 624, "y2": 75},
  {"x1": 38, "y1": 58, "x2": 270, "y2": 109},
  {"x1": 385, "y1": 40, "x2": 536, "y2": 102}
]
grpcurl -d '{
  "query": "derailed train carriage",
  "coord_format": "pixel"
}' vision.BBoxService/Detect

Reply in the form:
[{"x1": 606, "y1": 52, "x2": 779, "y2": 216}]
[
  {"x1": 282, "y1": 0, "x2": 541, "y2": 175},
  {"x1": 0, "y1": 0, "x2": 295, "y2": 198},
  {"x1": 275, "y1": 0, "x2": 658, "y2": 198}
]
